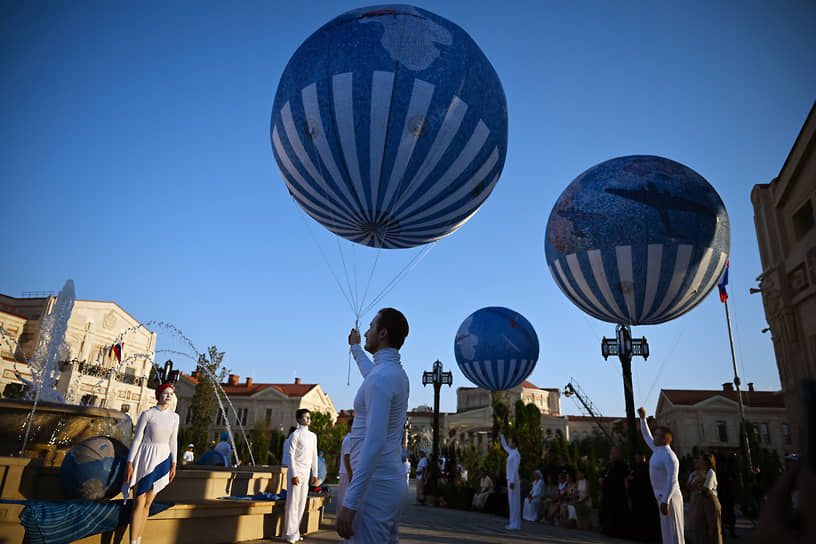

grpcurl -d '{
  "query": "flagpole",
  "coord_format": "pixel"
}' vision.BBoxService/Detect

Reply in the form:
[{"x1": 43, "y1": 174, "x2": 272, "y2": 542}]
[{"x1": 723, "y1": 297, "x2": 753, "y2": 472}]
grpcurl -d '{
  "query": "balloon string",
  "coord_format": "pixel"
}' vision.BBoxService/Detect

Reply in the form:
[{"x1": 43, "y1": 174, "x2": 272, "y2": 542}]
[
  {"x1": 291, "y1": 200, "x2": 359, "y2": 314},
  {"x1": 347, "y1": 317, "x2": 359, "y2": 387},
  {"x1": 360, "y1": 242, "x2": 437, "y2": 317},
  {"x1": 639, "y1": 322, "x2": 687, "y2": 407}
]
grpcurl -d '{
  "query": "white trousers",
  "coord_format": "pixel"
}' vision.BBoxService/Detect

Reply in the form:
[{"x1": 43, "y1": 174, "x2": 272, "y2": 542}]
[
  {"x1": 282, "y1": 475, "x2": 309, "y2": 542},
  {"x1": 346, "y1": 477, "x2": 406, "y2": 544},
  {"x1": 658, "y1": 490, "x2": 685, "y2": 544},
  {"x1": 507, "y1": 482, "x2": 521, "y2": 529}
]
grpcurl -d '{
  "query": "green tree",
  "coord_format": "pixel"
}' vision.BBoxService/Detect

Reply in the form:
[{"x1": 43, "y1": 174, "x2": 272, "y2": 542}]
[
  {"x1": 309, "y1": 411, "x2": 348, "y2": 482},
  {"x1": 187, "y1": 346, "x2": 229, "y2": 455},
  {"x1": 516, "y1": 401, "x2": 542, "y2": 477}
]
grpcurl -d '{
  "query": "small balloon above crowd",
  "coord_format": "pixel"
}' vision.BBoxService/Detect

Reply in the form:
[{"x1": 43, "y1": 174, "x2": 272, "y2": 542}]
[
  {"x1": 454, "y1": 307, "x2": 539, "y2": 391},
  {"x1": 271, "y1": 5, "x2": 508, "y2": 249}
]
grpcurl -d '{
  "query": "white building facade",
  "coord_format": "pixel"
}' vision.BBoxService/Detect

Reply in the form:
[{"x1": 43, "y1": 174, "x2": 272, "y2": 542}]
[{"x1": 0, "y1": 293, "x2": 157, "y2": 421}]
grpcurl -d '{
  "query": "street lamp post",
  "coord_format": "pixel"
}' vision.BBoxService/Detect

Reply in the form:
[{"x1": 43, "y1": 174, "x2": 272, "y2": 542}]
[
  {"x1": 602, "y1": 325, "x2": 649, "y2": 454},
  {"x1": 422, "y1": 360, "x2": 452, "y2": 463}
]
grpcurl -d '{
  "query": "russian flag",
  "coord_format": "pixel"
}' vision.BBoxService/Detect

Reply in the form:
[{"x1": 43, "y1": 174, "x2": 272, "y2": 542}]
[{"x1": 718, "y1": 261, "x2": 729, "y2": 303}]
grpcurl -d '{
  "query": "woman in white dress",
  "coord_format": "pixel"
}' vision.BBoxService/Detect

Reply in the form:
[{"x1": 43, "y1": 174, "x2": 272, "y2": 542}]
[
  {"x1": 523, "y1": 470, "x2": 545, "y2": 521},
  {"x1": 125, "y1": 383, "x2": 179, "y2": 544}
]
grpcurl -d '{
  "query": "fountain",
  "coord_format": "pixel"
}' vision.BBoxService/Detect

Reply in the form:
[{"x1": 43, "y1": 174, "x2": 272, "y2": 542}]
[
  {"x1": 0, "y1": 281, "x2": 326, "y2": 544},
  {"x1": 0, "y1": 280, "x2": 133, "y2": 465}
]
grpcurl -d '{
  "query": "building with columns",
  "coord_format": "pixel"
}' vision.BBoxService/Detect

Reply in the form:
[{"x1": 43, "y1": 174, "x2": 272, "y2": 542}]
[
  {"x1": 0, "y1": 293, "x2": 157, "y2": 420},
  {"x1": 751, "y1": 101, "x2": 816, "y2": 450},
  {"x1": 175, "y1": 373, "x2": 338, "y2": 443},
  {"x1": 446, "y1": 381, "x2": 568, "y2": 453}
]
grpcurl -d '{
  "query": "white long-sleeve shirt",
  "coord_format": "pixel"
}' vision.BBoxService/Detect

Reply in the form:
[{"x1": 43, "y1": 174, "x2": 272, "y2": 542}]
[
  {"x1": 287, "y1": 424, "x2": 318, "y2": 480},
  {"x1": 640, "y1": 418, "x2": 681, "y2": 504},
  {"x1": 343, "y1": 345, "x2": 409, "y2": 511},
  {"x1": 338, "y1": 433, "x2": 351, "y2": 477},
  {"x1": 500, "y1": 434, "x2": 520, "y2": 483},
  {"x1": 703, "y1": 468, "x2": 718, "y2": 497},
  {"x1": 127, "y1": 406, "x2": 179, "y2": 463}
]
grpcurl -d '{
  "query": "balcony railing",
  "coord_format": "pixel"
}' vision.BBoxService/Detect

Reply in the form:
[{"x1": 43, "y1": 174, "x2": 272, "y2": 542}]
[{"x1": 61, "y1": 360, "x2": 146, "y2": 386}]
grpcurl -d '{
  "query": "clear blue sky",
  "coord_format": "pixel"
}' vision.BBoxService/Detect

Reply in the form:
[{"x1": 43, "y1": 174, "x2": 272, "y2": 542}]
[{"x1": 3, "y1": 1, "x2": 815, "y2": 416}]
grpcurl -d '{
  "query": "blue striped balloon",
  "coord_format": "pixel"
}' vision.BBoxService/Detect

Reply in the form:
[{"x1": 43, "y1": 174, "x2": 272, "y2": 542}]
[
  {"x1": 454, "y1": 307, "x2": 539, "y2": 391},
  {"x1": 271, "y1": 5, "x2": 508, "y2": 249},
  {"x1": 545, "y1": 155, "x2": 730, "y2": 325}
]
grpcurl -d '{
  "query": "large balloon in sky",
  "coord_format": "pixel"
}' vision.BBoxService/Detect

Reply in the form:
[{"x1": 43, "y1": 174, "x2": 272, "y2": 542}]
[
  {"x1": 271, "y1": 5, "x2": 508, "y2": 249},
  {"x1": 545, "y1": 155, "x2": 730, "y2": 325},
  {"x1": 454, "y1": 307, "x2": 539, "y2": 391}
]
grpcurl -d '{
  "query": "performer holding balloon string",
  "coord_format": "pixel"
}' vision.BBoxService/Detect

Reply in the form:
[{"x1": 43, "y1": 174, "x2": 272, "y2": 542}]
[{"x1": 124, "y1": 382, "x2": 179, "y2": 544}]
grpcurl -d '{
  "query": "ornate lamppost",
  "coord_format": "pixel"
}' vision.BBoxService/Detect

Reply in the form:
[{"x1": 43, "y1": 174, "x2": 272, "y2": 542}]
[
  {"x1": 601, "y1": 325, "x2": 649, "y2": 454},
  {"x1": 422, "y1": 360, "x2": 452, "y2": 463}
]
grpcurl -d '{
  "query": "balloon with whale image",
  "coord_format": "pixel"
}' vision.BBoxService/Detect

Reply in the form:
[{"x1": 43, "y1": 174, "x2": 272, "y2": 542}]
[
  {"x1": 545, "y1": 155, "x2": 730, "y2": 326},
  {"x1": 271, "y1": 4, "x2": 508, "y2": 250}
]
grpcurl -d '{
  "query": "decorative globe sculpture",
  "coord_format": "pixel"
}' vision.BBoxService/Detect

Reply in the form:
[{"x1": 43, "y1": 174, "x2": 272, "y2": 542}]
[
  {"x1": 59, "y1": 436, "x2": 128, "y2": 501},
  {"x1": 271, "y1": 4, "x2": 508, "y2": 249},
  {"x1": 545, "y1": 155, "x2": 730, "y2": 325},
  {"x1": 197, "y1": 450, "x2": 227, "y2": 466},
  {"x1": 454, "y1": 307, "x2": 539, "y2": 391}
]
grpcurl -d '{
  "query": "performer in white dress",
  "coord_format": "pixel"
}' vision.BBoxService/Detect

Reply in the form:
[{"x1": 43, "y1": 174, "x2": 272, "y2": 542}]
[
  {"x1": 126, "y1": 383, "x2": 179, "y2": 544},
  {"x1": 500, "y1": 432, "x2": 521, "y2": 530},
  {"x1": 282, "y1": 409, "x2": 318, "y2": 544},
  {"x1": 337, "y1": 308, "x2": 410, "y2": 543},
  {"x1": 523, "y1": 470, "x2": 545, "y2": 521},
  {"x1": 639, "y1": 406, "x2": 685, "y2": 544}
]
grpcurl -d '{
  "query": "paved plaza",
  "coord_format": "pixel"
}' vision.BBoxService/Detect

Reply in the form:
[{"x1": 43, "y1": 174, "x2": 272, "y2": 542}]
[{"x1": 251, "y1": 483, "x2": 755, "y2": 544}]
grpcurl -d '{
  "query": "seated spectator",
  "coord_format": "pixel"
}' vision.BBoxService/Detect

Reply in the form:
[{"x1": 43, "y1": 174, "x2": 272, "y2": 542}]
[
  {"x1": 523, "y1": 470, "x2": 545, "y2": 521},
  {"x1": 547, "y1": 470, "x2": 571, "y2": 523},
  {"x1": 472, "y1": 468, "x2": 494, "y2": 510},
  {"x1": 558, "y1": 470, "x2": 579, "y2": 526},
  {"x1": 567, "y1": 467, "x2": 592, "y2": 528},
  {"x1": 539, "y1": 474, "x2": 559, "y2": 522}
]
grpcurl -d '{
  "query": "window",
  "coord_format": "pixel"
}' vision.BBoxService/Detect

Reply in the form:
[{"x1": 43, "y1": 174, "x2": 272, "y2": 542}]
[
  {"x1": 793, "y1": 200, "x2": 815, "y2": 239},
  {"x1": 121, "y1": 404, "x2": 130, "y2": 413},
  {"x1": 235, "y1": 407, "x2": 248, "y2": 426},
  {"x1": 81, "y1": 394, "x2": 98, "y2": 406},
  {"x1": 782, "y1": 423, "x2": 792, "y2": 444},
  {"x1": 717, "y1": 421, "x2": 728, "y2": 442},
  {"x1": 185, "y1": 406, "x2": 193, "y2": 425},
  {"x1": 216, "y1": 410, "x2": 225, "y2": 425},
  {"x1": 265, "y1": 409, "x2": 273, "y2": 424},
  {"x1": 760, "y1": 423, "x2": 770, "y2": 444}
]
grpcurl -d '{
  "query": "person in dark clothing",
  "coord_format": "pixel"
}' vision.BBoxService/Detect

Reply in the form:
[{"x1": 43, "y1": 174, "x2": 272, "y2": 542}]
[
  {"x1": 600, "y1": 446, "x2": 631, "y2": 537},
  {"x1": 628, "y1": 451, "x2": 661, "y2": 542},
  {"x1": 715, "y1": 451, "x2": 738, "y2": 538}
]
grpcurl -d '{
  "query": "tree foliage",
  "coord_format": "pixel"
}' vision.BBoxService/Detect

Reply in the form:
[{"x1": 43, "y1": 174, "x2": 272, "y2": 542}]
[
  {"x1": 309, "y1": 411, "x2": 349, "y2": 482},
  {"x1": 187, "y1": 346, "x2": 229, "y2": 455}
]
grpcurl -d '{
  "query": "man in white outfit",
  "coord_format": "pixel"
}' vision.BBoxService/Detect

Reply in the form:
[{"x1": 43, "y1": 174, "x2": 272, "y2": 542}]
[
  {"x1": 638, "y1": 406, "x2": 684, "y2": 544},
  {"x1": 499, "y1": 432, "x2": 521, "y2": 530},
  {"x1": 336, "y1": 308, "x2": 410, "y2": 543},
  {"x1": 415, "y1": 449, "x2": 428, "y2": 504},
  {"x1": 282, "y1": 410, "x2": 318, "y2": 544}
]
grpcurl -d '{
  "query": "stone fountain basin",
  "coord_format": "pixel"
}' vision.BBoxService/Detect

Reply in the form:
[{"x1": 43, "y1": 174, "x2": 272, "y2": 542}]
[
  {"x1": 0, "y1": 399, "x2": 133, "y2": 465},
  {"x1": 0, "y1": 458, "x2": 327, "y2": 544}
]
